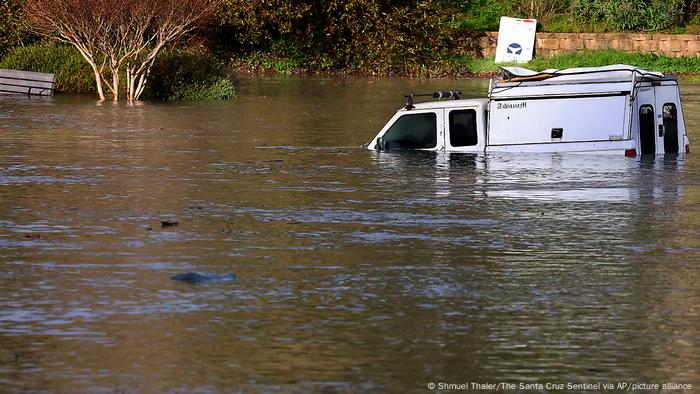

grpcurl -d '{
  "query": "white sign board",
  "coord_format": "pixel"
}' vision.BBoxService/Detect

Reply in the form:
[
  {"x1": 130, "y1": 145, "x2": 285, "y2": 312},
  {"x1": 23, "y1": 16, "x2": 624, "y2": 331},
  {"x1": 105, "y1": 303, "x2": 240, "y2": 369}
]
[{"x1": 495, "y1": 17, "x2": 537, "y2": 63}]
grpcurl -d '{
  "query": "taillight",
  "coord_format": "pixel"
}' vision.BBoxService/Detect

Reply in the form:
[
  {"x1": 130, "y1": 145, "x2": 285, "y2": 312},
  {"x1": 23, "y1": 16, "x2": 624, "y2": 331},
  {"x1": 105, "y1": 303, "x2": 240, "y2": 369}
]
[
  {"x1": 686, "y1": 144, "x2": 691, "y2": 154},
  {"x1": 624, "y1": 148, "x2": 637, "y2": 157}
]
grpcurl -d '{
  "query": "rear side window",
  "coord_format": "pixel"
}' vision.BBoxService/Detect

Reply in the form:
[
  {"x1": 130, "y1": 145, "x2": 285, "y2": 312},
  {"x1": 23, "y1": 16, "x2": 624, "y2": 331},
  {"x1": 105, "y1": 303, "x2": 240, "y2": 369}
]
[
  {"x1": 381, "y1": 112, "x2": 437, "y2": 149},
  {"x1": 449, "y1": 109, "x2": 478, "y2": 147},
  {"x1": 662, "y1": 103, "x2": 679, "y2": 154}
]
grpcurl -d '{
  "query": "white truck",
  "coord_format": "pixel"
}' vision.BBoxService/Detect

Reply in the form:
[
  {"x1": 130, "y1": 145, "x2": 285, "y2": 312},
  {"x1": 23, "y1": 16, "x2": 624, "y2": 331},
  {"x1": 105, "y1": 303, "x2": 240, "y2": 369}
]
[{"x1": 367, "y1": 65, "x2": 690, "y2": 156}]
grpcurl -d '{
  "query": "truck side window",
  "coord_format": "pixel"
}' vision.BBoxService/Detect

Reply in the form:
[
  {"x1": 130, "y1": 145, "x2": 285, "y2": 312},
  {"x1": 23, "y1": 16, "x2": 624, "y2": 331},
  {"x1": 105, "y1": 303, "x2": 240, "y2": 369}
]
[
  {"x1": 381, "y1": 112, "x2": 437, "y2": 150},
  {"x1": 449, "y1": 109, "x2": 477, "y2": 147},
  {"x1": 662, "y1": 103, "x2": 679, "y2": 154}
]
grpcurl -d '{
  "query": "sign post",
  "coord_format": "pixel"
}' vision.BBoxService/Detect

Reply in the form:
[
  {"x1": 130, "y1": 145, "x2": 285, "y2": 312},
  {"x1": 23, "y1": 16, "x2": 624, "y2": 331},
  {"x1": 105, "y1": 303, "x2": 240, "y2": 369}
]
[{"x1": 494, "y1": 17, "x2": 537, "y2": 63}]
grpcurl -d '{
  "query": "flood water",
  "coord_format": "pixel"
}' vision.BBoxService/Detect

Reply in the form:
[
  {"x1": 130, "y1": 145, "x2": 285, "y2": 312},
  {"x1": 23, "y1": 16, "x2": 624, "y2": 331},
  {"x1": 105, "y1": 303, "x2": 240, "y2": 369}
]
[{"x1": 0, "y1": 77, "x2": 699, "y2": 393}]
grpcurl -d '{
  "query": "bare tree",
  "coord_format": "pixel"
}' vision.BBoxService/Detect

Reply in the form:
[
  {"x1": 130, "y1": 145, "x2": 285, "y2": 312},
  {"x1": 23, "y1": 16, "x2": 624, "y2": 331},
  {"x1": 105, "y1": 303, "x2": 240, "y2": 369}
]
[
  {"x1": 515, "y1": 0, "x2": 568, "y2": 21},
  {"x1": 23, "y1": 0, "x2": 218, "y2": 101}
]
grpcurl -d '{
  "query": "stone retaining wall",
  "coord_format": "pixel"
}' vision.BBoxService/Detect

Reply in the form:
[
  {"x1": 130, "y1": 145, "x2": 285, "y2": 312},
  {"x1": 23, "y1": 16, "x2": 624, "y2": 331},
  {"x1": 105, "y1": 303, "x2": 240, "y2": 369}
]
[{"x1": 477, "y1": 32, "x2": 700, "y2": 58}]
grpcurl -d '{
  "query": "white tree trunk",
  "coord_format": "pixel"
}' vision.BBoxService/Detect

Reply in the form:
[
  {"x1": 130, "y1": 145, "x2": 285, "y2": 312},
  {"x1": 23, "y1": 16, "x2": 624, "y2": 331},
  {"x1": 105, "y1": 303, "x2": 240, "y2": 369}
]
[
  {"x1": 112, "y1": 71, "x2": 119, "y2": 101},
  {"x1": 71, "y1": 44, "x2": 106, "y2": 101},
  {"x1": 91, "y1": 65, "x2": 106, "y2": 101}
]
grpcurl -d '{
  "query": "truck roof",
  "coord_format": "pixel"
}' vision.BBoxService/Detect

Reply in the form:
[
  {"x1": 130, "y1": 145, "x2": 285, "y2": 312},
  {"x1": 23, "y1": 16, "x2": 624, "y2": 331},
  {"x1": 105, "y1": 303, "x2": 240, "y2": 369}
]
[
  {"x1": 498, "y1": 64, "x2": 665, "y2": 83},
  {"x1": 489, "y1": 64, "x2": 675, "y2": 99},
  {"x1": 403, "y1": 98, "x2": 488, "y2": 111}
]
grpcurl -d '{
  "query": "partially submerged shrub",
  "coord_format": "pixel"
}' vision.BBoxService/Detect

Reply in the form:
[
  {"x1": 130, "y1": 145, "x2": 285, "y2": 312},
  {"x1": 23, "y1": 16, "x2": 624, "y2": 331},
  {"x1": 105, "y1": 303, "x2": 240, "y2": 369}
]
[
  {"x1": 144, "y1": 49, "x2": 236, "y2": 101},
  {"x1": 0, "y1": 42, "x2": 235, "y2": 100},
  {"x1": 0, "y1": 41, "x2": 95, "y2": 93}
]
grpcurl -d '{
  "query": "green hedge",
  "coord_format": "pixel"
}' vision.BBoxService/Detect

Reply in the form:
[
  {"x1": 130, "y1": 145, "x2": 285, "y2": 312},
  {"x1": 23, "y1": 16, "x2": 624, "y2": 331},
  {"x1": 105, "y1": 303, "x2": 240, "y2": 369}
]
[
  {"x1": 217, "y1": 0, "x2": 459, "y2": 75},
  {"x1": 0, "y1": 41, "x2": 96, "y2": 93},
  {"x1": 0, "y1": 0, "x2": 26, "y2": 59}
]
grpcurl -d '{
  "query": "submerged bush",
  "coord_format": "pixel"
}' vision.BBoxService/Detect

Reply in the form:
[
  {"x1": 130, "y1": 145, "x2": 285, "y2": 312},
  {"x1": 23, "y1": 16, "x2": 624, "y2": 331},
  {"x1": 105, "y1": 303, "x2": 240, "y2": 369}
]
[
  {"x1": 144, "y1": 49, "x2": 236, "y2": 101},
  {"x1": 0, "y1": 41, "x2": 95, "y2": 93}
]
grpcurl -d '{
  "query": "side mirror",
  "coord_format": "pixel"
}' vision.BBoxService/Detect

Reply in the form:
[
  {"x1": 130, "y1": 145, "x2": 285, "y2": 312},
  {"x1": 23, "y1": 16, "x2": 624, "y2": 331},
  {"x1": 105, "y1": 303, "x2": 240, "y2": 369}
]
[{"x1": 376, "y1": 137, "x2": 385, "y2": 151}]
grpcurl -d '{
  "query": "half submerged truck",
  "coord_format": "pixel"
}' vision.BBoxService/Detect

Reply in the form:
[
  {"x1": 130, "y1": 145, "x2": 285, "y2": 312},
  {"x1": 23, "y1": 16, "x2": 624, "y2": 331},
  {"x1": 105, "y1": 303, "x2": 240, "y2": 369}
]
[{"x1": 367, "y1": 65, "x2": 690, "y2": 156}]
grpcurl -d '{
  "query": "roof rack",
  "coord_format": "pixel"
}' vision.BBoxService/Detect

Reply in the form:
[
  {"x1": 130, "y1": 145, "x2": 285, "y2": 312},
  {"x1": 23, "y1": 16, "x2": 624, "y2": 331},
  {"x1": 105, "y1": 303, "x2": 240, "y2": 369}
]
[{"x1": 404, "y1": 90, "x2": 462, "y2": 110}]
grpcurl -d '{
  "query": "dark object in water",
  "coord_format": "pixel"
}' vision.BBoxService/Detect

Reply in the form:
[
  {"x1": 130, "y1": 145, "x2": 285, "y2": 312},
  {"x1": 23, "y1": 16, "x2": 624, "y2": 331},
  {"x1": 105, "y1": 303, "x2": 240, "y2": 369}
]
[
  {"x1": 170, "y1": 272, "x2": 237, "y2": 284},
  {"x1": 161, "y1": 220, "x2": 179, "y2": 228}
]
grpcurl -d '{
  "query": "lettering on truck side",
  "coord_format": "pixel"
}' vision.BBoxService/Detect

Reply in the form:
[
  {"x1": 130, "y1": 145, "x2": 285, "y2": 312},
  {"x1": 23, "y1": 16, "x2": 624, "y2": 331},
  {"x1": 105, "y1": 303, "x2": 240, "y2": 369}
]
[{"x1": 496, "y1": 102, "x2": 527, "y2": 110}]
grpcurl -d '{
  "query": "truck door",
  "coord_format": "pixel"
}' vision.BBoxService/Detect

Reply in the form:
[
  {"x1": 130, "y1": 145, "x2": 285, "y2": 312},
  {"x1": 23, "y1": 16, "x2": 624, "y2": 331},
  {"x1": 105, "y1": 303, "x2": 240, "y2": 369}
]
[
  {"x1": 654, "y1": 84, "x2": 681, "y2": 154},
  {"x1": 444, "y1": 108, "x2": 485, "y2": 152},
  {"x1": 635, "y1": 85, "x2": 656, "y2": 155}
]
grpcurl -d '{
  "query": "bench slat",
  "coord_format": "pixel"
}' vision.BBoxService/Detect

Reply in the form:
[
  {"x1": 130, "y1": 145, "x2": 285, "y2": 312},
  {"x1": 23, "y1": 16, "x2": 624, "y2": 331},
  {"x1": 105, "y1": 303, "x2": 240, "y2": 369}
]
[
  {"x1": 0, "y1": 68, "x2": 55, "y2": 83},
  {"x1": 0, "y1": 68, "x2": 56, "y2": 96},
  {"x1": 0, "y1": 77, "x2": 55, "y2": 90},
  {"x1": 0, "y1": 85, "x2": 54, "y2": 96}
]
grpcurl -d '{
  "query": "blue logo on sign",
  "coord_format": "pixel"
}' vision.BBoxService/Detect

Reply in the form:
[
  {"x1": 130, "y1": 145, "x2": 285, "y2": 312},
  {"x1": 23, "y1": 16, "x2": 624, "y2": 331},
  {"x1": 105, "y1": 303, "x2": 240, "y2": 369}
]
[{"x1": 507, "y1": 43, "x2": 523, "y2": 55}]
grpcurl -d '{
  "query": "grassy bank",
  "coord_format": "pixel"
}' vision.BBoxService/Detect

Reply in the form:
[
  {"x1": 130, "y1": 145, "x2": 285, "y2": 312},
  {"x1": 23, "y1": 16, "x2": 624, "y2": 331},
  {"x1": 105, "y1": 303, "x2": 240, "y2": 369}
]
[
  {"x1": 231, "y1": 50, "x2": 700, "y2": 79},
  {"x1": 449, "y1": 51, "x2": 700, "y2": 79}
]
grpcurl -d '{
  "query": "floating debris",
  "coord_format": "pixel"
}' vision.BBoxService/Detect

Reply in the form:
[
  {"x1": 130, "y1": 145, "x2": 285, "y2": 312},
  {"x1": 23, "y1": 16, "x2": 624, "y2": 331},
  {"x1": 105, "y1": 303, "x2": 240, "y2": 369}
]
[
  {"x1": 160, "y1": 220, "x2": 179, "y2": 228},
  {"x1": 170, "y1": 272, "x2": 237, "y2": 285}
]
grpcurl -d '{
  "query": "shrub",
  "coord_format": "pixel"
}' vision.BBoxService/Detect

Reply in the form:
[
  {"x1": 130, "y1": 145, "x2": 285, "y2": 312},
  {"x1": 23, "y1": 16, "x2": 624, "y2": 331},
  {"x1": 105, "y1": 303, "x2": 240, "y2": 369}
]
[
  {"x1": 0, "y1": 0, "x2": 27, "y2": 59},
  {"x1": 0, "y1": 42, "x2": 236, "y2": 100},
  {"x1": 144, "y1": 49, "x2": 236, "y2": 101},
  {"x1": 0, "y1": 41, "x2": 96, "y2": 93},
  {"x1": 453, "y1": 0, "x2": 513, "y2": 31},
  {"x1": 572, "y1": 0, "x2": 685, "y2": 31},
  {"x1": 218, "y1": 0, "x2": 462, "y2": 76}
]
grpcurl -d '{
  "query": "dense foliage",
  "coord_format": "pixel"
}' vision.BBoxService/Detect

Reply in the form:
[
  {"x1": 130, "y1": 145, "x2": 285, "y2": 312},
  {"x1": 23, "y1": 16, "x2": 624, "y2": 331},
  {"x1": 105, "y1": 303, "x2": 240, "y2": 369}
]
[
  {"x1": 455, "y1": 0, "x2": 571, "y2": 31},
  {"x1": 217, "y1": 0, "x2": 461, "y2": 75},
  {"x1": 144, "y1": 49, "x2": 236, "y2": 101},
  {"x1": 0, "y1": 41, "x2": 96, "y2": 93},
  {"x1": 0, "y1": 0, "x2": 28, "y2": 58},
  {"x1": 572, "y1": 0, "x2": 685, "y2": 31},
  {"x1": 456, "y1": 0, "x2": 698, "y2": 32},
  {"x1": 0, "y1": 42, "x2": 235, "y2": 99}
]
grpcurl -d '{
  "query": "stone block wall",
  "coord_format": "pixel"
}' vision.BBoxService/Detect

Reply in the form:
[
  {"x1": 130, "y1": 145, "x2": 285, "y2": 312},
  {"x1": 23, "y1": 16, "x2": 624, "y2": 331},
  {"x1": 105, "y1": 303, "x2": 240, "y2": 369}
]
[{"x1": 477, "y1": 32, "x2": 700, "y2": 58}]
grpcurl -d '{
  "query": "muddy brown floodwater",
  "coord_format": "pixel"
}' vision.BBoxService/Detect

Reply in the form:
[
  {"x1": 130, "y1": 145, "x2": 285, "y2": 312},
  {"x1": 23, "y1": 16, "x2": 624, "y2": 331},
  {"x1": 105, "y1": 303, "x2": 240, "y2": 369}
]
[{"x1": 0, "y1": 76, "x2": 699, "y2": 393}]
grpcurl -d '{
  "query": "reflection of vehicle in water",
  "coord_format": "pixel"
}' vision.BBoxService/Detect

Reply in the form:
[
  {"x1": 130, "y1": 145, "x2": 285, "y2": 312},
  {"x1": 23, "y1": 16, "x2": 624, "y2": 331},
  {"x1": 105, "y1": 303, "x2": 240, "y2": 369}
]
[
  {"x1": 368, "y1": 65, "x2": 691, "y2": 156},
  {"x1": 370, "y1": 150, "x2": 686, "y2": 204}
]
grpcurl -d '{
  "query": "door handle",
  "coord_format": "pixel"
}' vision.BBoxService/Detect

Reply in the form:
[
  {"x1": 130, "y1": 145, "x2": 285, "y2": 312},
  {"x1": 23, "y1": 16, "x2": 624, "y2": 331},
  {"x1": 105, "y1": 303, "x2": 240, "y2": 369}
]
[{"x1": 658, "y1": 124, "x2": 664, "y2": 137}]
